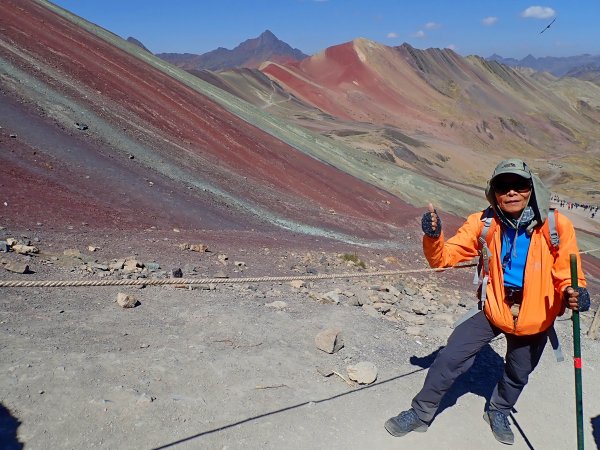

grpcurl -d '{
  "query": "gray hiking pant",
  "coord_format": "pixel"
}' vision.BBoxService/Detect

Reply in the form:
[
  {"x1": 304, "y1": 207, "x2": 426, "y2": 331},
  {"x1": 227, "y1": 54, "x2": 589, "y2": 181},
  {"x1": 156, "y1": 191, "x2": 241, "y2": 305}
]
[{"x1": 411, "y1": 311, "x2": 547, "y2": 422}]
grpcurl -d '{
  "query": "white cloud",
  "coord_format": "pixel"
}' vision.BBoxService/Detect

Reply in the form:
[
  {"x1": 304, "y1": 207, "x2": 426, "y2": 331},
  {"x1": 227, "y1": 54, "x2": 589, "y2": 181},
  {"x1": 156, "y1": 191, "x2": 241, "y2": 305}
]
[
  {"x1": 521, "y1": 6, "x2": 555, "y2": 19},
  {"x1": 425, "y1": 22, "x2": 441, "y2": 30},
  {"x1": 482, "y1": 16, "x2": 498, "y2": 26},
  {"x1": 413, "y1": 30, "x2": 426, "y2": 38},
  {"x1": 387, "y1": 32, "x2": 398, "y2": 38}
]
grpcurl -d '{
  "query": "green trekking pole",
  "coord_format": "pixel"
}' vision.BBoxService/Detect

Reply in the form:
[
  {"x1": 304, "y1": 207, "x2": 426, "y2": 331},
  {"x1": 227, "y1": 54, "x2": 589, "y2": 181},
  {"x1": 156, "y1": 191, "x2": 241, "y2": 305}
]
[{"x1": 570, "y1": 254, "x2": 584, "y2": 450}]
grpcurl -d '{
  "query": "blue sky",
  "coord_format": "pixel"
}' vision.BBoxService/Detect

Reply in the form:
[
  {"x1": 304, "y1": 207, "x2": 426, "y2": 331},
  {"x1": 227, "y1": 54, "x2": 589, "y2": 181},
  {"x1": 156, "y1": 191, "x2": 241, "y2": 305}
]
[{"x1": 51, "y1": 1, "x2": 599, "y2": 58}]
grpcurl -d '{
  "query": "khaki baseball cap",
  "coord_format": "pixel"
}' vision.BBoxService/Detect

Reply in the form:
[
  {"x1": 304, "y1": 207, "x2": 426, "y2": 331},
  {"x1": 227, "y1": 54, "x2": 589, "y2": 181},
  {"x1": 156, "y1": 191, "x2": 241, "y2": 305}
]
[{"x1": 490, "y1": 159, "x2": 532, "y2": 182}]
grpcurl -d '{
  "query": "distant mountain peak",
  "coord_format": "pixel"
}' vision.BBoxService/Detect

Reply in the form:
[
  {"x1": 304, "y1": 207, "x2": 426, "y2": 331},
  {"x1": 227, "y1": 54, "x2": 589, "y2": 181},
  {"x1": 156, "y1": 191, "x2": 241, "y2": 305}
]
[
  {"x1": 126, "y1": 36, "x2": 151, "y2": 53},
  {"x1": 157, "y1": 30, "x2": 308, "y2": 71}
]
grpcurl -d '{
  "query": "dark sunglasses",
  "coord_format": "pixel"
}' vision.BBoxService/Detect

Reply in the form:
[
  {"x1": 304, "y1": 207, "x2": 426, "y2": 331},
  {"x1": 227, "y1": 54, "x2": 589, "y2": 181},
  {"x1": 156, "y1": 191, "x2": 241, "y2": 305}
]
[{"x1": 493, "y1": 179, "x2": 532, "y2": 194}]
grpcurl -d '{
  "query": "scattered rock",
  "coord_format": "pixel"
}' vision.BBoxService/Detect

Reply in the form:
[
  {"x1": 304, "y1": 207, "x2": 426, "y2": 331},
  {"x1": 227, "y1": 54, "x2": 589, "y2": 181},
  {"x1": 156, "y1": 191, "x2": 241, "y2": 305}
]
[
  {"x1": 171, "y1": 268, "x2": 183, "y2": 278},
  {"x1": 316, "y1": 366, "x2": 334, "y2": 377},
  {"x1": 265, "y1": 300, "x2": 287, "y2": 309},
  {"x1": 346, "y1": 361, "x2": 377, "y2": 384},
  {"x1": 412, "y1": 301, "x2": 429, "y2": 315},
  {"x1": 145, "y1": 262, "x2": 160, "y2": 271},
  {"x1": 88, "y1": 246, "x2": 98, "y2": 252},
  {"x1": 405, "y1": 326, "x2": 423, "y2": 336},
  {"x1": 116, "y1": 293, "x2": 138, "y2": 308},
  {"x1": 137, "y1": 393, "x2": 155, "y2": 404},
  {"x1": 315, "y1": 328, "x2": 344, "y2": 354},
  {"x1": 361, "y1": 304, "x2": 380, "y2": 318},
  {"x1": 179, "y1": 243, "x2": 209, "y2": 252},
  {"x1": 212, "y1": 270, "x2": 228, "y2": 279},
  {"x1": 289, "y1": 280, "x2": 305, "y2": 289},
  {"x1": 109, "y1": 259, "x2": 125, "y2": 271},
  {"x1": 63, "y1": 249, "x2": 82, "y2": 258},
  {"x1": 5, "y1": 263, "x2": 29, "y2": 274},
  {"x1": 0, "y1": 241, "x2": 8, "y2": 252},
  {"x1": 12, "y1": 244, "x2": 39, "y2": 255},
  {"x1": 75, "y1": 122, "x2": 88, "y2": 130},
  {"x1": 372, "y1": 302, "x2": 392, "y2": 313},
  {"x1": 322, "y1": 291, "x2": 340, "y2": 304}
]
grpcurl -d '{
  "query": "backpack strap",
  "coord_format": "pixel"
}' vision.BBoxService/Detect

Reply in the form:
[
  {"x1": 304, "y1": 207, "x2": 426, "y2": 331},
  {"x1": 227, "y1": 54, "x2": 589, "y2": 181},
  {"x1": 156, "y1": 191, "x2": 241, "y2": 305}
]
[
  {"x1": 473, "y1": 207, "x2": 495, "y2": 292},
  {"x1": 457, "y1": 208, "x2": 496, "y2": 328},
  {"x1": 542, "y1": 208, "x2": 560, "y2": 255}
]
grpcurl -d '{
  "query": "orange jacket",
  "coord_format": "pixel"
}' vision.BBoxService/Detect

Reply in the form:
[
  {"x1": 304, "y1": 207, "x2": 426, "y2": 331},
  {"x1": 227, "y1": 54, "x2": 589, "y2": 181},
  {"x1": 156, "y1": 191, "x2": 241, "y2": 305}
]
[{"x1": 423, "y1": 210, "x2": 586, "y2": 335}]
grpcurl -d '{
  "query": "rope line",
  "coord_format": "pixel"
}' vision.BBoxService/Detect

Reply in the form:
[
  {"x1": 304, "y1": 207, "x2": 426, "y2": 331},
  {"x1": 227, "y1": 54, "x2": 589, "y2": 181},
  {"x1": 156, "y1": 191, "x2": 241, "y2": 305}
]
[
  {"x1": 0, "y1": 263, "x2": 478, "y2": 288},
  {"x1": 1, "y1": 248, "x2": 599, "y2": 289}
]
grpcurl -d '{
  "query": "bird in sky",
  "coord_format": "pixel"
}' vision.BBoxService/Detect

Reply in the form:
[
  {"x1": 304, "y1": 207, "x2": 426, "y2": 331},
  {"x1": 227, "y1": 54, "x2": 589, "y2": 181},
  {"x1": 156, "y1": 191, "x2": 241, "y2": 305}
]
[{"x1": 540, "y1": 18, "x2": 556, "y2": 34}]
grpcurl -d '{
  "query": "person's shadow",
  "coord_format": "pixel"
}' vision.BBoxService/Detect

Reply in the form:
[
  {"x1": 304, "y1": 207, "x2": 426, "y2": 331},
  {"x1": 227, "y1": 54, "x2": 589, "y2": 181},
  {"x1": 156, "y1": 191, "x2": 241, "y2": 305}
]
[
  {"x1": 410, "y1": 343, "x2": 505, "y2": 419},
  {"x1": 0, "y1": 403, "x2": 23, "y2": 449},
  {"x1": 592, "y1": 415, "x2": 600, "y2": 449}
]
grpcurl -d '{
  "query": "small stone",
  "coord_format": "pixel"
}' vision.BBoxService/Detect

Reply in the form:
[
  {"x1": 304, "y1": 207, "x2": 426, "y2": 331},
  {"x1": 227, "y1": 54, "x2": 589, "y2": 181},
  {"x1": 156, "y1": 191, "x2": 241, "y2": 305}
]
[
  {"x1": 212, "y1": 270, "x2": 228, "y2": 278},
  {"x1": 109, "y1": 259, "x2": 125, "y2": 270},
  {"x1": 412, "y1": 302, "x2": 429, "y2": 315},
  {"x1": 315, "y1": 328, "x2": 344, "y2": 354},
  {"x1": 88, "y1": 246, "x2": 98, "y2": 252},
  {"x1": 5, "y1": 263, "x2": 29, "y2": 274},
  {"x1": 322, "y1": 291, "x2": 340, "y2": 304},
  {"x1": 373, "y1": 302, "x2": 392, "y2": 313},
  {"x1": 316, "y1": 366, "x2": 334, "y2": 377},
  {"x1": 12, "y1": 244, "x2": 39, "y2": 255},
  {"x1": 346, "y1": 361, "x2": 378, "y2": 384},
  {"x1": 289, "y1": 280, "x2": 305, "y2": 289},
  {"x1": 0, "y1": 241, "x2": 9, "y2": 252},
  {"x1": 145, "y1": 262, "x2": 161, "y2": 271},
  {"x1": 265, "y1": 300, "x2": 287, "y2": 309},
  {"x1": 63, "y1": 248, "x2": 81, "y2": 258},
  {"x1": 137, "y1": 393, "x2": 155, "y2": 403},
  {"x1": 406, "y1": 326, "x2": 423, "y2": 336},
  {"x1": 234, "y1": 261, "x2": 246, "y2": 268},
  {"x1": 362, "y1": 304, "x2": 380, "y2": 318},
  {"x1": 116, "y1": 293, "x2": 137, "y2": 308},
  {"x1": 189, "y1": 244, "x2": 208, "y2": 252},
  {"x1": 171, "y1": 268, "x2": 183, "y2": 278}
]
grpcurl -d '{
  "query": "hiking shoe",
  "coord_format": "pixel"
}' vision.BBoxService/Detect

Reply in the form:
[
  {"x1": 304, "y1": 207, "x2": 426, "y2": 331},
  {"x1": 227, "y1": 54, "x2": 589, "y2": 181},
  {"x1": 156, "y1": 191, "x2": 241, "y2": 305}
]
[
  {"x1": 484, "y1": 410, "x2": 514, "y2": 445},
  {"x1": 385, "y1": 409, "x2": 428, "y2": 437}
]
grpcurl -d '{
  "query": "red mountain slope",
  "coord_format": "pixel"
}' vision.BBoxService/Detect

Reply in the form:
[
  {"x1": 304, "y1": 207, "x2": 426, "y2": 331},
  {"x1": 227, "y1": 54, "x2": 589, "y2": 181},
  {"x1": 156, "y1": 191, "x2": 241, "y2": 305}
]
[{"x1": 0, "y1": 0, "x2": 418, "y2": 241}]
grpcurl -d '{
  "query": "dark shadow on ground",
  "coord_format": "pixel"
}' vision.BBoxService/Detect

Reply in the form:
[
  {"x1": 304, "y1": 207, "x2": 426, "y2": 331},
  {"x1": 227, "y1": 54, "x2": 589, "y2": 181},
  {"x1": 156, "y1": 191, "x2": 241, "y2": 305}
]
[
  {"x1": 592, "y1": 415, "x2": 600, "y2": 449},
  {"x1": 409, "y1": 344, "x2": 505, "y2": 417},
  {"x1": 152, "y1": 366, "x2": 428, "y2": 449},
  {"x1": 0, "y1": 403, "x2": 23, "y2": 450}
]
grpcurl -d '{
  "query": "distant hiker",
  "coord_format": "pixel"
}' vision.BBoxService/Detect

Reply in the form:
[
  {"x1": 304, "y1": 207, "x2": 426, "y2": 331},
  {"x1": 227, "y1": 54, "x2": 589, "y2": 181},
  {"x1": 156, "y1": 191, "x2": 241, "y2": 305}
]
[{"x1": 385, "y1": 159, "x2": 591, "y2": 445}]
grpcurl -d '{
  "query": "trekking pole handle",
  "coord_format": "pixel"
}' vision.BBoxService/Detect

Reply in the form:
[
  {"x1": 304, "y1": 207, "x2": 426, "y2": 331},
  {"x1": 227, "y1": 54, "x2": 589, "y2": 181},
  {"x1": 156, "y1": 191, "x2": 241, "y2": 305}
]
[{"x1": 570, "y1": 254, "x2": 579, "y2": 290}]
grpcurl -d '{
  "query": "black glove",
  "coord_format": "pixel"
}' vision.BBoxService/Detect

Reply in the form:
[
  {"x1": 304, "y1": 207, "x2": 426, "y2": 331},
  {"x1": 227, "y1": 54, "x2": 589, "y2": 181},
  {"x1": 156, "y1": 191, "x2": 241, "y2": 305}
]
[
  {"x1": 576, "y1": 287, "x2": 591, "y2": 312},
  {"x1": 421, "y1": 210, "x2": 442, "y2": 238},
  {"x1": 564, "y1": 287, "x2": 591, "y2": 312}
]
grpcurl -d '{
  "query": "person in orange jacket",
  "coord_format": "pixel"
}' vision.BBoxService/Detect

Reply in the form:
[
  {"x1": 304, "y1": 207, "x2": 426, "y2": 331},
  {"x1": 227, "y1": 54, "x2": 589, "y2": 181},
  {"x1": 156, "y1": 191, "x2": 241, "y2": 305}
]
[{"x1": 385, "y1": 159, "x2": 591, "y2": 445}]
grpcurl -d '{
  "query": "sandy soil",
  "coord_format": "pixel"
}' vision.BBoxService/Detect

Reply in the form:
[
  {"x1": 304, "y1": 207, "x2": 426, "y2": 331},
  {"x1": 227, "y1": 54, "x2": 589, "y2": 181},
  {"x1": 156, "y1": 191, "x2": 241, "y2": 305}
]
[{"x1": 1, "y1": 228, "x2": 599, "y2": 450}]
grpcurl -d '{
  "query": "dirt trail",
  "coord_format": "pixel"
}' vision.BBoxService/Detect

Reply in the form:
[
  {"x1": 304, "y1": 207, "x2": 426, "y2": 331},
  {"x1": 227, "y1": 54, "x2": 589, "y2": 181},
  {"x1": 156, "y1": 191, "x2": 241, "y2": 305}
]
[{"x1": 1, "y1": 231, "x2": 599, "y2": 450}]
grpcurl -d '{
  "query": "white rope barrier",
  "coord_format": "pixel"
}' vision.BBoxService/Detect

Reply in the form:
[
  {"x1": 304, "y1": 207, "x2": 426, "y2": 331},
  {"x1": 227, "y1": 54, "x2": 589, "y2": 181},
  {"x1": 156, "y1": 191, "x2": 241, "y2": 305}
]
[
  {"x1": 1, "y1": 248, "x2": 599, "y2": 289},
  {"x1": 0, "y1": 264, "x2": 478, "y2": 288}
]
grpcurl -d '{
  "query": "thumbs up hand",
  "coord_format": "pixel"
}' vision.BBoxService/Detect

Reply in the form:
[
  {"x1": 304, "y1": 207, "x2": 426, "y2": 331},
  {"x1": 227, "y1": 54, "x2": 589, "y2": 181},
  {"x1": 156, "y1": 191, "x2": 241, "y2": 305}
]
[{"x1": 421, "y1": 203, "x2": 442, "y2": 238}]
